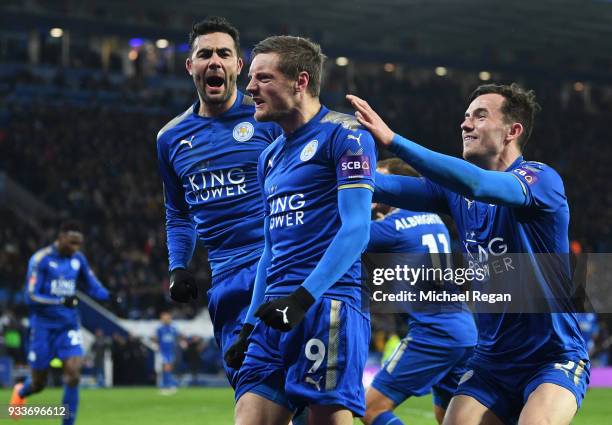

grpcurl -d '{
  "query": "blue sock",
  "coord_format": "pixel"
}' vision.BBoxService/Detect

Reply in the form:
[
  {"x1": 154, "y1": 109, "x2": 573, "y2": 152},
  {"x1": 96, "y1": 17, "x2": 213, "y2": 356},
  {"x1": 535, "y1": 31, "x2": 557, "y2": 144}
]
[
  {"x1": 162, "y1": 371, "x2": 171, "y2": 388},
  {"x1": 18, "y1": 378, "x2": 33, "y2": 398},
  {"x1": 372, "y1": 411, "x2": 405, "y2": 425},
  {"x1": 62, "y1": 384, "x2": 79, "y2": 425}
]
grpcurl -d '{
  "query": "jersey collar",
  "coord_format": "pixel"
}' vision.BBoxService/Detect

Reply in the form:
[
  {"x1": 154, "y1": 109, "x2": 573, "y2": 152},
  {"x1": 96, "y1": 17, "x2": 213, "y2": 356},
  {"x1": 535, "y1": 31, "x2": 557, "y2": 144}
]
[
  {"x1": 285, "y1": 105, "x2": 329, "y2": 141},
  {"x1": 506, "y1": 155, "x2": 524, "y2": 172}
]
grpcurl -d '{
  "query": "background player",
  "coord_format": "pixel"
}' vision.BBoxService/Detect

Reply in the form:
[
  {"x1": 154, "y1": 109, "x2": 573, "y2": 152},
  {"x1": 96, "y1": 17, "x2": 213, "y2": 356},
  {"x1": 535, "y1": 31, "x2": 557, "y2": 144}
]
[
  {"x1": 154, "y1": 311, "x2": 179, "y2": 394},
  {"x1": 226, "y1": 35, "x2": 376, "y2": 425},
  {"x1": 156, "y1": 16, "x2": 281, "y2": 393},
  {"x1": 363, "y1": 158, "x2": 477, "y2": 425},
  {"x1": 347, "y1": 84, "x2": 589, "y2": 425},
  {"x1": 10, "y1": 220, "x2": 111, "y2": 425}
]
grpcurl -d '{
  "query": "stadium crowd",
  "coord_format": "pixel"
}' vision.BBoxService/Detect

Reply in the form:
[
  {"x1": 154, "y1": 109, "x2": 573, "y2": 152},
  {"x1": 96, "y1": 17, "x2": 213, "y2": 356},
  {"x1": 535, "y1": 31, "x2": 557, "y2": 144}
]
[{"x1": 1, "y1": 56, "x2": 611, "y2": 363}]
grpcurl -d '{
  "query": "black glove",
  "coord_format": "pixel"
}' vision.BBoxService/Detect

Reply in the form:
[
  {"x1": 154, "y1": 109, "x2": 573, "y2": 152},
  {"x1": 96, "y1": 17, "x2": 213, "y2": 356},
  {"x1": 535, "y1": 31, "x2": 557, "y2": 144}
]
[
  {"x1": 255, "y1": 286, "x2": 315, "y2": 331},
  {"x1": 169, "y1": 268, "x2": 197, "y2": 303},
  {"x1": 224, "y1": 323, "x2": 255, "y2": 369},
  {"x1": 63, "y1": 295, "x2": 79, "y2": 308}
]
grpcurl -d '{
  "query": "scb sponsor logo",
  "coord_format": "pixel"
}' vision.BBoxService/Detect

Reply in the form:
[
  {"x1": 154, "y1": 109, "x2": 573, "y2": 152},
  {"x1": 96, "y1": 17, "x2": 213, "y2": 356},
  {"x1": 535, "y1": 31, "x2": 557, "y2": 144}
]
[{"x1": 339, "y1": 154, "x2": 371, "y2": 178}]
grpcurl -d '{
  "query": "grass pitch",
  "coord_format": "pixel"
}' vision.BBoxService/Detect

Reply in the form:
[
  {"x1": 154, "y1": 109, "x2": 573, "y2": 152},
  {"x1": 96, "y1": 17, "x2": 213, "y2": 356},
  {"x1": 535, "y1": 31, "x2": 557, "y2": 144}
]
[{"x1": 1, "y1": 386, "x2": 610, "y2": 424}]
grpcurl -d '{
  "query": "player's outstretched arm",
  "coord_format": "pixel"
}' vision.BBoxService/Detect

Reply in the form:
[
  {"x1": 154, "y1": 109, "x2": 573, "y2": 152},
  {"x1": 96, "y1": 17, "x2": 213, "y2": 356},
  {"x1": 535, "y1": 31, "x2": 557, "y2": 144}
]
[
  {"x1": 255, "y1": 188, "x2": 372, "y2": 332},
  {"x1": 223, "y1": 217, "x2": 273, "y2": 369},
  {"x1": 347, "y1": 94, "x2": 527, "y2": 207},
  {"x1": 79, "y1": 255, "x2": 110, "y2": 301},
  {"x1": 374, "y1": 172, "x2": 442, "y2": 212}
]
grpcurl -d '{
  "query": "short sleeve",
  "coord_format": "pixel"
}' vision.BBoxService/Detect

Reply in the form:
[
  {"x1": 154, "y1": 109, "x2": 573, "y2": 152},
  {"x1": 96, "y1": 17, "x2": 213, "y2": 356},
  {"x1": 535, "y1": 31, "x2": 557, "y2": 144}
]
[{"x1": 511, "y1": 162, "x2": 566, "y2": 212}]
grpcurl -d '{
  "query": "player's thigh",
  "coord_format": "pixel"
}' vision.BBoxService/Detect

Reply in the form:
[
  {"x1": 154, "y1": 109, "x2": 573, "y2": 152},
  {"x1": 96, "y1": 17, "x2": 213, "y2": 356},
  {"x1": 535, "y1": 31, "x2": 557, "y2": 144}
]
[
  {"x1": 235, "y1": 391, "x2": 293, "y2": 425},
  {"x1": 362, "y1": 387, "x2": 396, "y2": 425},
  {"x1": 56, "y1": 328, "x2": 85, "y2": 361},
  {"x1": 433, "y1": 404, "x2": 446, "y2": 425},
  {"x1": 63, "y1": 356, "x2": 83, "y2": 377},
  {"x1": 284, "y1": 298, "x2": 370, "y2": 417},
  {"x1": 443, "y1": 395, "x2": 505, "y2": 425},
  {"x1": 308, "y1": 405, "x2": 353, "y2": 425},
  {"x1": 518, "y1": 383, "x2": 577, "y2": 425}
]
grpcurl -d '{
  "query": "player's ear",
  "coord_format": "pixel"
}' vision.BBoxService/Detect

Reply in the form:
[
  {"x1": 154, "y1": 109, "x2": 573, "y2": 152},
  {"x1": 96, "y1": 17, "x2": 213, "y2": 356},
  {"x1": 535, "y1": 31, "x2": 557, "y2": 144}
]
[
  {"x1": 506, "y1": 122, "x2": 523, "y2": 144},
  {"x1": 236, "y1": 57, "x2": 244, "y2": 75},
  {"x1": 186, "y1": 57, "x2": 193, "y2": 76},
  {"x1": 295, "y1": 71, "x2": 310, "y2": 93}
]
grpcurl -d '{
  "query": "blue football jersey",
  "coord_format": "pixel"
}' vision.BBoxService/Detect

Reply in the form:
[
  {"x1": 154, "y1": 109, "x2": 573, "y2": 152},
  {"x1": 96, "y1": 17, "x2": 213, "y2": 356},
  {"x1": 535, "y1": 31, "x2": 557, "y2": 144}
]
[
  {"x1": 157, "y1": 92, "x2": 281, "y2": 276},
  {"x1": 258, "y1": 106, "x2": 376, "y2": 306},
  {"x1": 25, "y1": 244, "x2": 109, "y2": 328},
  {"x1": 368, "y1": 209, "x2": 477, "y2": 347},
  {"x1": 423, "y1": 157, "x2": 587, "y2": 364},
  {"x1": 156, "y1": 324, "x2": 179, "y2": 355}
]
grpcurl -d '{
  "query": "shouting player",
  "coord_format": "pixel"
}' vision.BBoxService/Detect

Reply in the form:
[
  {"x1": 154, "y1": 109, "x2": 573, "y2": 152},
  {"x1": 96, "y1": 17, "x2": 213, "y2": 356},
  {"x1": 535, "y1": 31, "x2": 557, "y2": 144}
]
[{"x1": 156, "y1": 16, "x2": 280, "y2": 394}]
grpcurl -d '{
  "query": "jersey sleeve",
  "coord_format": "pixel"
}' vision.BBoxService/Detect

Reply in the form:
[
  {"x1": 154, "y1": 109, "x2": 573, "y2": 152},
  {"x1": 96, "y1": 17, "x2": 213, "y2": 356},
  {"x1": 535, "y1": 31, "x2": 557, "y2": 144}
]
[
  {"x1": 511, "y1": 162, "x2": 566, "y2": 212},
  {"x1": 332, "y1": 128, "x2": 376, "y2": 192},
  {"x1": 156, "y1": 134, "x2": 197, "y2": 271},
  {"x1": 77, "y1": 254, "x2": 110, "y2": 301},
  {"x1": 26, "y1": 255, "x2": 61, "y2": 305}
]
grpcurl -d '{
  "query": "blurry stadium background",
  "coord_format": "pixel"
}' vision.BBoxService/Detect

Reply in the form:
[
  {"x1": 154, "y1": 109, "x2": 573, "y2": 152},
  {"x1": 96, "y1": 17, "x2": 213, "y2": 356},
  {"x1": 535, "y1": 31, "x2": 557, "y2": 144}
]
[{"x1": 1, "y1": 0, "x2": 612, "y2": 423}]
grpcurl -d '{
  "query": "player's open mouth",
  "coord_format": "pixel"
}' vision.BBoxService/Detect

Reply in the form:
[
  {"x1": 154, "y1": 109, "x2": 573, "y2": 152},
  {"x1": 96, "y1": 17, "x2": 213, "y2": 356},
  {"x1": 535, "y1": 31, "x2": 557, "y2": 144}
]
[
  {"x1": 253, "y1": 98, "x2": 265, "y2": 108},
  {"x1": 205, "y1": 76, "x2": 225, "y2": 90},
  {"x1": 463, "y1": 135, "x2": 477, "y2": 142}
]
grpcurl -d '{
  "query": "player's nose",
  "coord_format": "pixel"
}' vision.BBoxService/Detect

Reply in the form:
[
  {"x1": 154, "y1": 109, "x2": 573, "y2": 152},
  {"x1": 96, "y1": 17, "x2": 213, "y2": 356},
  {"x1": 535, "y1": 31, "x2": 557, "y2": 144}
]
[{"x1": 460, "y1": 117, "x2": 473, "y2": 131}]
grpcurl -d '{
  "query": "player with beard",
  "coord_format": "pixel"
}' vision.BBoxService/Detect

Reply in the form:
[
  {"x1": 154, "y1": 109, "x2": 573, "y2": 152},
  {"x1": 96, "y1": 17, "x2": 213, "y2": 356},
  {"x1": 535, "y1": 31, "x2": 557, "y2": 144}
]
[{"x1": 156, "y1": 17, "x2": 282, "y2": 401}]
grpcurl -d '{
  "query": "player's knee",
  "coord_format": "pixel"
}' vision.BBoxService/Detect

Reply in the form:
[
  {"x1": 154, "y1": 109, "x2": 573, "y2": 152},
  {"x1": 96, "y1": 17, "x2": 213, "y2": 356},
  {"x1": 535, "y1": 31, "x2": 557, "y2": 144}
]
[
  {"x1": 362, "y1": 408, "x2": 385, "y2": 425},
  {"x1": 363, "y1": 390, "x2": 395, "y2": 425},
  {"x1": 64, "y1": 372, "x2": 81, "y2": 387}
]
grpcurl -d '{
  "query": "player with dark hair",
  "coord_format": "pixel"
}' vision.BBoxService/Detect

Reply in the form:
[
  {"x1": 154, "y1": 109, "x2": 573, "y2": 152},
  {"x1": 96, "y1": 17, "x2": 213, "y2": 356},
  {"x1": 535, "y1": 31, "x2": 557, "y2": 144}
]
[
  {"x1": 156, "y1": 16, "x2": 281, "y2": 397},
  {"x1": 347, "y1": 83, "x2": 588, "y2": 425},
  {"x1": 9, "y1": 220, "x2": 111, "y2": 424},
  {"x1": 362, "y1": 159, "x2": 477, "y2": 425},
  {"x1": 226, "y1": 35, "x2": 376, "y2": 425}
]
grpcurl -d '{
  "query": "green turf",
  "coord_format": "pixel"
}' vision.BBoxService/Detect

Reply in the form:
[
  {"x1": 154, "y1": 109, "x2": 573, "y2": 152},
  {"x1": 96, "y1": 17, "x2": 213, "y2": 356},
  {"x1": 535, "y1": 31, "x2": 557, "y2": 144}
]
[{"x1": 1, "y1": 387, "x2": 610, "y2": 424}]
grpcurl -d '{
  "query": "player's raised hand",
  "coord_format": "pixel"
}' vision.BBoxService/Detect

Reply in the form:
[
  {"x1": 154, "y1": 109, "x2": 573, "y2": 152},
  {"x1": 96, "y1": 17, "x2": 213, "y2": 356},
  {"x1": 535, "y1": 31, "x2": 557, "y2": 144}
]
[
  {"x1": 254, "y1": 286, "x2": 315, "y2": 332},
  {"x1": 169, "y1": 268, "x2": 197, "y2": 303},
  {"x1": 224, "y1": 323, "x2": 255, "y2": 369},
  {"x1": 346, "y1": 94, "x2": 395, "y2": 147}
]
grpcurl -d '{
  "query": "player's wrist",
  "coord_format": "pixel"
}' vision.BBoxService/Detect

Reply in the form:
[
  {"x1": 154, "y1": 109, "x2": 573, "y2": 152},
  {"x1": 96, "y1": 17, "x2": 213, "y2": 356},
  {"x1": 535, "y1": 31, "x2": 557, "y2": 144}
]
[{"x1": 292, "y1": 286, "x2": 316, "y2": 311}]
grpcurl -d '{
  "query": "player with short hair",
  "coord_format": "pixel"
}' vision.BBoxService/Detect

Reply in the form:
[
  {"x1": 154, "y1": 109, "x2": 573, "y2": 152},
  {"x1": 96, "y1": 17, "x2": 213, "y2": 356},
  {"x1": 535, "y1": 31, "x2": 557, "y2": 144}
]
[
  {"x1": 155, "y1": 311, "x2": 179, "y2": 394},
  {"x1": 9, "y1": 220, "x2": 111, "y2": 425},
  {"x1": 362, "y1": 159, "x2": 477, "y2": 425},
  {"x1": 156, "y1": 16, "x2": 281, "y2": 394},
  {"x1": 347, "y1": 84, "x2": 589, "y2": 425},
  {"x1": 225, "y1": 35, "x2": 376, "y2": 425}
]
